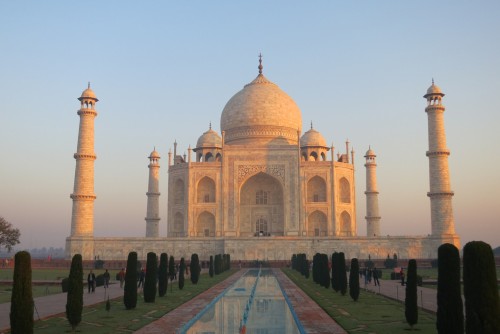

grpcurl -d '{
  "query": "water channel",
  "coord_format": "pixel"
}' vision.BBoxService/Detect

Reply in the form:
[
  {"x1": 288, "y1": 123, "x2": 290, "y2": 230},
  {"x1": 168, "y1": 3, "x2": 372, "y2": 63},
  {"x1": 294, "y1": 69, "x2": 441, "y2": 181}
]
[{"x1": 179, "y1": 269, "x2": 305, "y2": 334}]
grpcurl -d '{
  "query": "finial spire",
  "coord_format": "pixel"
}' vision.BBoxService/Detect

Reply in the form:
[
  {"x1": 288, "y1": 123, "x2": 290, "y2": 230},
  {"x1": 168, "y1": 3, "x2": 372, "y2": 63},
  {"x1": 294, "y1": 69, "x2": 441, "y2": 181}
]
[
  {"x1": 88, "y1": 82, "x2": 91, "y2": 89},
  {"x1": 432, "y1": 78, "x2": 435, "y2": 85},
  {"x1": 310, "y1": 121, "x2": 313, "y2": 130},
  {"x1": 209, "y1": 121, "x2": 212, "y2": 130},
  {"x1": 258, "y1": 53, "x2": 263, "y2": 74}
]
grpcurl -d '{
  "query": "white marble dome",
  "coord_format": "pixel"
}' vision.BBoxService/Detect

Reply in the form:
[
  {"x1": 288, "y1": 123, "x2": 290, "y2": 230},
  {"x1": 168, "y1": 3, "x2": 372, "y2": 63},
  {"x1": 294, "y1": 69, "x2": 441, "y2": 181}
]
[
  {"x1": 220, "y1": 73, "x2": 302, "y2": 145},
  {"x1": 196, "y1": 128, "x2": 222, "y2": 148},
  {"x1": 300, "y1": 127, "x2": 327, "y2": 147}
]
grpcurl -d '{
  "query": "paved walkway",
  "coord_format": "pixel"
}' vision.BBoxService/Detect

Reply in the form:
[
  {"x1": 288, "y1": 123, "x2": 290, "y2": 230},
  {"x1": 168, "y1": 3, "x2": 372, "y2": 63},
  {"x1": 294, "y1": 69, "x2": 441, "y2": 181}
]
[
  {"x1": 0, "y1": 282, "x2": 124, "y2": 333},
  {"x1": 361, "y1": 277, "x2": 438, "y2": 313},
  {"x1": 138, "y1": 269, "x2": 346, "y2": 334},
  {"x1": 0, "y1": 272, "x2": 440, "y2": 334}
]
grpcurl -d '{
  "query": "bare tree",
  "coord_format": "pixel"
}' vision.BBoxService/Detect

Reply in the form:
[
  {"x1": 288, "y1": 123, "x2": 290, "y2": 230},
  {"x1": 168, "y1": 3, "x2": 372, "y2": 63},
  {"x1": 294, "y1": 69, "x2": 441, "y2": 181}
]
[{"x1": 0, "y1": 217, "x2": 20, "y2": 252}]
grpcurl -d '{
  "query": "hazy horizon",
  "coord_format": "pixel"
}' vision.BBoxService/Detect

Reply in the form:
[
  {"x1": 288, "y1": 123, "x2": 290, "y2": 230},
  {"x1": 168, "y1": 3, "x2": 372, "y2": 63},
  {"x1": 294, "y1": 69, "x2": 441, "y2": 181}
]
[{"x1": 1, "y1": 2, "x2": 499, "y2": 253}]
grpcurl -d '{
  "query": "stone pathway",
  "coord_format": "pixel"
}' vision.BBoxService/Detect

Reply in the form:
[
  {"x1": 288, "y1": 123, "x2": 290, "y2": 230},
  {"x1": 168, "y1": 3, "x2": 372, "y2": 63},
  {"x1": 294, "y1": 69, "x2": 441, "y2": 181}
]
[
  {"x1": 0, "y1": 282, "x2": 124, "y2": 333},
  {"x1": 361, "y1": 278, "x2": 438, "y2": 313},
  {"x1": 138, "y1": 269, "x2": 346, "y2": 334}
]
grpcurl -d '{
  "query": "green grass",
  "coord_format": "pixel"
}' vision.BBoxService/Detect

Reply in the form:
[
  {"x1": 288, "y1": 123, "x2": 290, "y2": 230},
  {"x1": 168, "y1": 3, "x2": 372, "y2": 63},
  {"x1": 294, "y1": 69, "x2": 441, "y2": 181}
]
[
  {"x1": 0, "y1": 268, "x2": 71, "y2": 281},
  {"x1": 283, "y1": 268, "x2": 437, "y2": 333},
  {"x1": 26, "y1": 270, "x2": 237, "y2": 334},
  {"x1": 0, "y1": 284, "x2": 63, "y2": 303}
]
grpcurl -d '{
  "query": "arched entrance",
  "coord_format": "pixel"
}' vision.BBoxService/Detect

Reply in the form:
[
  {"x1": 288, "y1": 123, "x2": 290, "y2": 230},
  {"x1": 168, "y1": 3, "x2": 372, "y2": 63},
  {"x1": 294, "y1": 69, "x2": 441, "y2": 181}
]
[{"x1": 240, "y1": 172, "x2": 284, "y2": 236}]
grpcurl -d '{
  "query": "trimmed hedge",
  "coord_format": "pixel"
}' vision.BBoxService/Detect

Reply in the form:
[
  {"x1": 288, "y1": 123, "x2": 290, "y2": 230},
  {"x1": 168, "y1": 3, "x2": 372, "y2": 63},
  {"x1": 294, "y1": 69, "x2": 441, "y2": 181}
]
[
  {"x1": 190, "y1": 253, "x2": 200, "y2": 284},
  {"x1": 179, "y1": 258, "x2": 185, "y2": 290},
  {"x1": 124, "y1": 252, "x2": 138, "y2": 310},
  {"x1": 463, "y1": 241, "x2": 500, "y2": 333},
  {"x1": 10, "y1": 251, "x2": 34, "y2": 334},
  {"x1": 158, "y1": 253, "x2": 168, "y2": 297},
  {"x1": 405, "y1": 259, "x2": 418, "y2": 328},
  {"x1": 65, "y1": 254, "x2": 83, "y2": 331},
  {"x1": 144, "y1": 252, "x2": 157, "y2": 303},
  {"x1": 437, "y1": 243, "x2": 463, "y2": 334},
  {"x1": 349, "y1": 258, "x2": 360, "y2": 301}
]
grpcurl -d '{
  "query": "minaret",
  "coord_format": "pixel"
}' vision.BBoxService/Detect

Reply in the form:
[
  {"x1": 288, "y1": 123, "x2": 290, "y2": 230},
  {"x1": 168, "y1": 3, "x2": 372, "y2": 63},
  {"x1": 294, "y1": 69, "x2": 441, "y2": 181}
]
[
  {"x1": 145, "y1": 148, "x2": 161, "y2": 237},
  {"x1": 70, "y1": 83, "x2": 98, "y2": 237},
  {"x1": 364, "y1": 147, "x2": 381, "y2": 237},
  {"x1": 424, "y1": 80, "x2": 456, "y2": 237}
]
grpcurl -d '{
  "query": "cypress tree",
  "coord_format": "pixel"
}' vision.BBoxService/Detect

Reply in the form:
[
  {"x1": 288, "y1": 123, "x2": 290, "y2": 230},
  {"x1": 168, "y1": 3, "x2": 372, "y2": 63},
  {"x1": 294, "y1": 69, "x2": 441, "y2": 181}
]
[
  {"x1": 437, "y1": 243, "x2": 463, "y2": 334},
  {"x1": 158, "y1": 253, "x2": 168, "y2": 297},
  {"x1": 168, "y1": 255, "x2": 175, "y2": 292},
  {"x1": 331, "y1": 252, "x2": 339, "y2": 292},
  {"x1": 227, "y1": 254, "x2": 231, "y2": 269},
  {"x1": 190, "y1": 253, "x2": 200, "y2": 284},
  {"x1": 312, "y1": 253, "x2": 318, "y2": 283},
  {"x1": 323, "y1": 254, "x2": 330, "y2": 289},
  {"x1": 209, "y1": 255, "x2": 214, "y2": 277},
  {"x1": 214, "y1": 254, "x2": 221, "y2": 275},
  {"x1": 304, "y1": 259, "x2": 310, "y2": 279},
  {"x1": 339, "y1": 252, "x2": 347, "y2": 295},
  {"x1": 463, "y1": 241, "x2": 500, "y2": 333},
  {"x1": 349, "y1": 258, "x2": 360, "y2": 301},
  {"x1": 291, "y1": 254, "x2": 297, "y2": 270},
  {"x1": 124, "y1": 252, "x2": 138, "y2": 309},
  {"x1": 65, "y1": 254, "x2": 83, "y2": 331},
  {"x1": 10, "y1": 251, "x2": 33, "y2": 334},
  {"x1": 179, "y1": 258, "x2": 185, "y2": 290},
  {"x1": 144, "y1": 252, "x2": 157, "y2": 303},
  {"x1": 405, "y1": 259, "x2": 418, "y2": 328}
]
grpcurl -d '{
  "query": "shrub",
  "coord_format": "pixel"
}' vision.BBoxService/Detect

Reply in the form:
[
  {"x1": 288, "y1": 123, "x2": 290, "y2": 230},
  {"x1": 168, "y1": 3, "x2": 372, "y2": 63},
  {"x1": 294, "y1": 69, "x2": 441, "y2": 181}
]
[
  {"x1": 124, "y1": 252, "x2": 138, "y2": 309},
  {"x1": 144, "y1": 252, "x2": 157, "y2": 303},
  {"x1": 190, "y1": 253, "x2": 200, "y2": 284},
  {"x1": 405, "y1": 259, "x2": 418, "y2": 328},
  {"x1": 349, "y1": 258, "x2": 360, "y2": 301},
  {"x1": 436, "y1": 243, "x2": 463, "y2": 334},
  {"x1": 321, "y1": 254, "x2": 330, "y2": 288},
  {"x1": 214, "y1": 255, "x2": 220, "y2": 275},
  {"x1": 65, "y1": 254, "x2": 83, "y2": 331},
  {"x1": 158, "y1": 253, "x2": 168, "y2": 297},
  {"x1": 168, "y1": 256, "x2": 175, "y2": 285},
  {"x1": 61, "y1": 277, "x2": 69, "y2": 293},
  {"x1": 331, "y1": 252, "x2": 339, "y2": 292},
  {"x1": 10, "y1": 251, "x2": 33, "y2": 334},
  {"x1": 209, "y1": 255, "x2": 214, "y2": 277},
  {"x1": 339, "y1": 252, "x2": 347, "y2": 295},
  {"x1": 463, "y1": 241, "x2": 500, "y2": 333},
  {"x1": 95, "y1": 273, "x2": 105, "y2": 287},
  {"x1": 304, "y1": 259, "x2": 310, "y2": 279},
  {"x1": 179, "y1": 258, "x2": 185, "y2": 290}
]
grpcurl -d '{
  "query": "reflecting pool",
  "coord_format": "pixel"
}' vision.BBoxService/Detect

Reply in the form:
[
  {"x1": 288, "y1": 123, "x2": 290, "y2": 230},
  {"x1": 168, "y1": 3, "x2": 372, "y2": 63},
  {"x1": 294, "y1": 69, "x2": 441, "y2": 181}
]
[{"x1": 180, "y1": 269, "x2": 305, "y2": 334}]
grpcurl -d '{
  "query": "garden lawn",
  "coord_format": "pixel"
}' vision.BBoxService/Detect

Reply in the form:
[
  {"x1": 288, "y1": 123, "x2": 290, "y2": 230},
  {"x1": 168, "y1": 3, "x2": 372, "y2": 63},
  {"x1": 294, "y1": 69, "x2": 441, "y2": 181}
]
[
  {"x1": 283, "y1": 268, "x2": 437, "y2": 334},
  {"x1": 30, "y1": 270, "x2": 236, "y2": 334}
]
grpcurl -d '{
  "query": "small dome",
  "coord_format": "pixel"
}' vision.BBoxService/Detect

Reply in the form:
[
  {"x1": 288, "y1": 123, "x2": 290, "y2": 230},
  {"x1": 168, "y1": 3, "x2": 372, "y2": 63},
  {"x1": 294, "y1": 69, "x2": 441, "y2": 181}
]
[
  {"x1": 424, "y1": 81, "x2": 444, "y2": 98},
  {"x1": 196, "y1": 128, "x2": 222, "y2": 149},
  {"x1": 365, "y1": 147, "x2": 376, "y2": 157},
  {"x1": 78, "y1": 84, "x2": 98, "y2": 101},
  {"x1": 149, "y1": 150, "x2": 160, "y2": 159},
  {"x1": 300, "y1": 127, "x2": 327, "y2": 147}
]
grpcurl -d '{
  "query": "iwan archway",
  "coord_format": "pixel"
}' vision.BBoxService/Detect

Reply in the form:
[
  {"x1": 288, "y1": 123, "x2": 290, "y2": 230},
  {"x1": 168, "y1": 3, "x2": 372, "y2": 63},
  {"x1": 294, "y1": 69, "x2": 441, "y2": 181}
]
[{"x1": 239, "y1": 172, "x2": 284, "y2": 237}]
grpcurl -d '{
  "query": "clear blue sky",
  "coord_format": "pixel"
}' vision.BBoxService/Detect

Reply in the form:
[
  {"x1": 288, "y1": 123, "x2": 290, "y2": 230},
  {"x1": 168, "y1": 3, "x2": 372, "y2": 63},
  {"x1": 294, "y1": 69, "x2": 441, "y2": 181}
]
[{"x1": 1, "y1": 1, "x2": 499, "y2": 251}]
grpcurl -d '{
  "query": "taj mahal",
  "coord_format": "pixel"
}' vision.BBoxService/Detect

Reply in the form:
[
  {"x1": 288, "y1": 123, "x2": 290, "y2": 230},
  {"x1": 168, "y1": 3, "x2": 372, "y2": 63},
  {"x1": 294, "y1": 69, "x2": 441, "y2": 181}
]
[{"x1": 66, "y1": 57, "x2": 460, "y2": 261}]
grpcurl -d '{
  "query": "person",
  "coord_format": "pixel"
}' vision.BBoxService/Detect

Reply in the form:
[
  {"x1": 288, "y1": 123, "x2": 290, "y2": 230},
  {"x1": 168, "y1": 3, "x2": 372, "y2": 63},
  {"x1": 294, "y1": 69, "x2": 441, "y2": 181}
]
[
  {"x1": 103, "y1": 269, "x2": 110, "y2": 288},
  {"x1": 138, "y1": 268, "x2": 145, "y2": 288},
  {"x1": 373, "y1": 267, "x2": 380, "y2": 286},
  {"x1": 118, "y1": 268, "x2": 125, "y2": 288},
  {"x1": 87, "y1": 270, "x2": 96, "y2": 293},
  {"x1": 400, "y1": 268, "x2": 405, "y2": 286}
]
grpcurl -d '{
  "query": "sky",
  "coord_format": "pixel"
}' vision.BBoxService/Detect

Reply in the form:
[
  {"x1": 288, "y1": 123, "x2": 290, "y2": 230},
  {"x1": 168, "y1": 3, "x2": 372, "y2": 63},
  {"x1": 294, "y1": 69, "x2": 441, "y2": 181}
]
[{"x1": 0, "y1": 1, "x2": 499, "y2": 251}]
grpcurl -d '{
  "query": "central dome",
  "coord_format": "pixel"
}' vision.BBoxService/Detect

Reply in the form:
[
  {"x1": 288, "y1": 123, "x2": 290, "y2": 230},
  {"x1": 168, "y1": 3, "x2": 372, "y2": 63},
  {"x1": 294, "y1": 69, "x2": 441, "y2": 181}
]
[{"x1": 220, "y1": 73, "x2": 302, "y2": 145}]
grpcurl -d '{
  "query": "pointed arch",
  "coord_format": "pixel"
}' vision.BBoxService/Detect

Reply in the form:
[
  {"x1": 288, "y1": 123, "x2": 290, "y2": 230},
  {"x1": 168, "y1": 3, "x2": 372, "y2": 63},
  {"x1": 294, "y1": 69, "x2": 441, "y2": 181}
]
[
  {"x1": 197, "y1": 176, "x2": 216, "y2": 203},
  {"x1": 240, "y1": 172, "x2": 284, "y2": 236},
  {"x1": 215, "y1": 153, "x2": 222, "y2": 162},
  {"x1": 196, "y1": 211, "x2": 215, "y2": 237},
  {"x1": 339, "y1": 211, "x2": 351, "y2": 236},
  {"x1": 309, "y1": 151, "x2": 318, "y2": 161},
  {"x1": 205, "y1": 152, "x2": 214, "y2": 162},
  {"x1": 174, "y1": 179, "x2": 185, "y2": 204},
  {"x1": 308, "y1": 210, "x2": 327, "y2": 236},
  {"x1": 307, "y1": 176, "x2": 327, "y2": 202},
  {"x1": 339, "y1": 177, "x2": 351, "y2": 203},
  {"x1": 173, "y1": 212, "x2": 184, "y2": 237}
]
